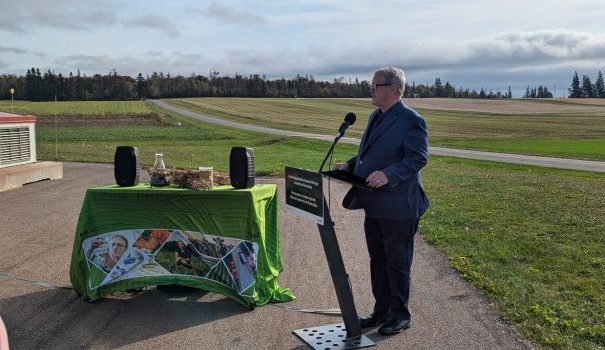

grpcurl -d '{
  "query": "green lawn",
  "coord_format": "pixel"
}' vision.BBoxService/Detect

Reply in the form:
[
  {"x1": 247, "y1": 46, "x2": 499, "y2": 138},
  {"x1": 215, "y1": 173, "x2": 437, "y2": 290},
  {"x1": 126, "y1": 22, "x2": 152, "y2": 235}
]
[
  {"x1": 168, "y1": 97, "x2": 373, "y2": 138},
  {"x1": 421, "y1": 157, "x2": 605, "y2": 349},
  {"x1": 35, "y1": 100, "x2": 357, "y2": 174},
  {"x1": 433, "y1": 137, "x2": 605, "y2": 160},
  {"x1": 6, "y1": 98, "x2": 605, "y2": 160},
  {"x1": 0, "y1": 100, "x2": 152, "y2": 115}
]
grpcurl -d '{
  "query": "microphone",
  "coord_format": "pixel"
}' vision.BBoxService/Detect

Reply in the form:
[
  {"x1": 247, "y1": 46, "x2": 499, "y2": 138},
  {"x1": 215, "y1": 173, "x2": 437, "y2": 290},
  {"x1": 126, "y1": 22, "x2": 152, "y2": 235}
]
[
  {"x1": 319, "y1": 112, "x2": 357, "y2": 172},
  {"x1": 337, "y1": 112, "x2": 356, "y2": 135}
]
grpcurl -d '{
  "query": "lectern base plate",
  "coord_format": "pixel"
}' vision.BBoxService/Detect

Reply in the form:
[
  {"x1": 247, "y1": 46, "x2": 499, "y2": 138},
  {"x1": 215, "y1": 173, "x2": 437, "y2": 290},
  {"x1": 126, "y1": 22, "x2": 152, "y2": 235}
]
[{"x1": 293, "y1": 323, "x2": 375, "y2": 350}]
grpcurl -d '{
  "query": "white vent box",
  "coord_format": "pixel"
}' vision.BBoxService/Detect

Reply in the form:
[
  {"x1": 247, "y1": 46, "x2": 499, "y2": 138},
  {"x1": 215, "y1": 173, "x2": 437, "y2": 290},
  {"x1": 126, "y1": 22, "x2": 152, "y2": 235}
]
[{"x1": 0, "y1": 112, "x2": 37, "y2": 168}]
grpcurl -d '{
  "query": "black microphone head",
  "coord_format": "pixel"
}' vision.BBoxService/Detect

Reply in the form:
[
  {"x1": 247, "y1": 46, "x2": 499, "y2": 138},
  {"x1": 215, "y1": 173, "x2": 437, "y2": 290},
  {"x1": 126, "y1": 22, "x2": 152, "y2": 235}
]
[{"x1": 344, "y1": 112, "x2": 356, "y2": 125}]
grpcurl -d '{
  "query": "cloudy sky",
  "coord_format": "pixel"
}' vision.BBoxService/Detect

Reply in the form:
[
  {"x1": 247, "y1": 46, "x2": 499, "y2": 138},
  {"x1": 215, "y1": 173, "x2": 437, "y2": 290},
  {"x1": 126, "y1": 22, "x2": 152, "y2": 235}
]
[{"x1": 1, "y1": 0, "x2": 604, "y2": 96}]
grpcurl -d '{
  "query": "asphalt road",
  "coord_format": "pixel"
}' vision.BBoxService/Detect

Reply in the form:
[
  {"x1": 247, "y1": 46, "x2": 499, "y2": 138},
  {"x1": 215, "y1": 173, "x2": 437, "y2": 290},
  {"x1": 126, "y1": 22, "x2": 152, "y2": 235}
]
[
  {"x1": 0, "y1": 163, "x2": 533, "y2": 349},
  {"x1": 151, "y1": 99, "x2": 605, "y2": 173}
]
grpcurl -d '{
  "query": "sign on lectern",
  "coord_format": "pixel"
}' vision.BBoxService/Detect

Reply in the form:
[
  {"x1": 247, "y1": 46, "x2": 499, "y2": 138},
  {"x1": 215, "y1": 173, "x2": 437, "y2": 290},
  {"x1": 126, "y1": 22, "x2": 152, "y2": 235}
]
[{"x1": 285, "y1": 166, "x2": 324, "y2": 225}]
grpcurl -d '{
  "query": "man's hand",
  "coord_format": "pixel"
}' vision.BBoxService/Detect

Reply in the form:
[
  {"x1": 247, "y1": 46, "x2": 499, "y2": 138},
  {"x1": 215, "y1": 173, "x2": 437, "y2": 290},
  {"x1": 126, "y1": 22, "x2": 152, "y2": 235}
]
[
  {"x1": 366, "y1": 170, "x2": 388, "y2": 188},
  {"x1": 332, "y1": 162, "x2": 350, "y2": 171}
]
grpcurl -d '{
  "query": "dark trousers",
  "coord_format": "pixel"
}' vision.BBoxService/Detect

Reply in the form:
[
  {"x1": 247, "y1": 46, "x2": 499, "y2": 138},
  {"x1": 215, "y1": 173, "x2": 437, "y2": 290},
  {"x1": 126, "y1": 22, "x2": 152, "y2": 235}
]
[{"x1": 364, "y1": 217, "x2": 418, "y2": 320}]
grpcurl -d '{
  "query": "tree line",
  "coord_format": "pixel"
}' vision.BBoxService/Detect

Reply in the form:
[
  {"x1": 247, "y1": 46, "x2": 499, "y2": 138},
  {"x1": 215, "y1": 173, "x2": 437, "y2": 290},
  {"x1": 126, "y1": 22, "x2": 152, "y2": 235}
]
[
  {"x1": 3, "y1": 69, "x2": 371, "y2": 101},
  {"x1": 523, "y1": 85, "x2": 553, "y2": 98},
  {"x1": 568, "y1": 71, "x2": 605, "y2": 98},
  {"x1": 406, "y1": 78, "x2": 513, "y2": 99},
  {"x1": 0, "y1": 67, "x2": 561, "y2": 101}
]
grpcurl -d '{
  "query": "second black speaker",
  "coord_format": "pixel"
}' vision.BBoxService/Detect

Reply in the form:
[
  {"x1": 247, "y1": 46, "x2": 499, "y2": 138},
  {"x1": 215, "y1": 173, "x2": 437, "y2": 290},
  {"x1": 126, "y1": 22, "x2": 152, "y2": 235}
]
[
  {"x1": 229, "y1": 147, "x2": 255, "y2": 189},
  {"x1": 114, "y1": 146, "x2": 140, "y2": 187}
]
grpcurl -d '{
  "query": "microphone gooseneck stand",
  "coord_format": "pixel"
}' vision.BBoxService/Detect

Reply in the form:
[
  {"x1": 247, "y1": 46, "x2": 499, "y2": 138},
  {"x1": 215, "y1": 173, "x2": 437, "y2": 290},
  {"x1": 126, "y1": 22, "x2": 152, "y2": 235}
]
[
  {"x1": 319, "y1": 130, "x2": 345, "y2": 173},
  {"x1": 319, "y1": 112, "x2": 356, "y2": 173}
]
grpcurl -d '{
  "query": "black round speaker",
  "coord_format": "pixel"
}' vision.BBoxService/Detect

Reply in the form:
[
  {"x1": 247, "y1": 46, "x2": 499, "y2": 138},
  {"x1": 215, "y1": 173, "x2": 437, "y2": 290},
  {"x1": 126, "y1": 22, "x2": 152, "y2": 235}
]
[
  {"x1": 114, "y1": 146, "x2": 140, "y2": 187},
  {"x1": 229, "y1": 147, "x2": 255, "y2": 189}
]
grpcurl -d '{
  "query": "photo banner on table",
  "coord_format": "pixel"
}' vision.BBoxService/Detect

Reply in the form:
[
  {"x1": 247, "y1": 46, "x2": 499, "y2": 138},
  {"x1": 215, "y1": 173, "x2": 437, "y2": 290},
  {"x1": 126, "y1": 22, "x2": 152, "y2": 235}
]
[
  {"x1": 82, "y1": 229, "x2": 259, "y2": 297},
  {"x1": 70, "y1": 183, "x2": 295, "y2": 308}
]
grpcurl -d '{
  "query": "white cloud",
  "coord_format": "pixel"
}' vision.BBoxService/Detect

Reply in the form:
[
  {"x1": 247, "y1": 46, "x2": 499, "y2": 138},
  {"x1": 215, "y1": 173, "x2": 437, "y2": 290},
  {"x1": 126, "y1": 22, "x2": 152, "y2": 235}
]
[
  {"x1": 188, "y1": 2, "x2": 267, "y2": 25},
  {"x1": 13, "y1": 28, "x2": 601, "y2": 93},
  {"x1": 0, "y1": 0, "x2": 178, "y2": 36},
  {"x1": 0, "y1": 0, "x2": 117, "y2": 32},
  {"x1": 465, "y1": 29, "x2": 605, "y2": 64},
  {"x1": 175, "y1": 29, "x2": 605, "y2": 94},
  {"x1": 125, "y1": 15, "x2": 180, "y2": 37},
  {"x1": 57, "y1": 52, "x2": 209, "y2": 77},
  {"x1": 0, "y1": 46, "x2": 44, "y2": 56}
]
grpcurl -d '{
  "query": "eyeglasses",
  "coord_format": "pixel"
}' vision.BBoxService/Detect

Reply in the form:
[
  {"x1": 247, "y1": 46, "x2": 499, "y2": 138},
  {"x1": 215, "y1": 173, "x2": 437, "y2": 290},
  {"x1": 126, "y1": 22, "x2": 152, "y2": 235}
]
[{"x1": 369, "y1": 83, "x2": 392, "y2": 92}]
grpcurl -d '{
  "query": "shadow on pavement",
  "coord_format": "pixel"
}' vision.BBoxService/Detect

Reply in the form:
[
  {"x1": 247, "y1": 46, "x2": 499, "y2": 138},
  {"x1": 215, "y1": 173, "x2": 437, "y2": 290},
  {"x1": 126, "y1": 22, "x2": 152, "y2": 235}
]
[{"x1": 1, "y1": 286, "x2": 246, "y2": 349}]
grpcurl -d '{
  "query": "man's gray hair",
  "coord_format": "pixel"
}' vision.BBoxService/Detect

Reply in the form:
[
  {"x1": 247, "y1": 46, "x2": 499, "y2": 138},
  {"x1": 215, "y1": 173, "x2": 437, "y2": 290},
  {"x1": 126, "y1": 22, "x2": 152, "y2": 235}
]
[{"x1": 375, "y1": 67, "x2": 406, "y2": 97}]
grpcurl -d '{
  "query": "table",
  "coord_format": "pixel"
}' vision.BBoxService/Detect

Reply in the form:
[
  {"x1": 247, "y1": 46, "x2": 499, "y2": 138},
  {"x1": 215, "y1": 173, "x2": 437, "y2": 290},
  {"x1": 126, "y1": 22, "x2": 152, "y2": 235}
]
[{"x1": 69, "y1": 183, "x2": 295, "y2": 308}]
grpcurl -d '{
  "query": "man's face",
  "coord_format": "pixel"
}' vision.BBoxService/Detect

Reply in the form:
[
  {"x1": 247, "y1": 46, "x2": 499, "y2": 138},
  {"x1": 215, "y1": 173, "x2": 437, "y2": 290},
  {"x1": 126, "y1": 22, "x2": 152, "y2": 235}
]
[
  {"x1": 112, "y1": 237, "x2": 127, "y2": 258},
  {"x1": 370, "y1": 73, "x2": 393, "y2": 108},
  {"x1": 247, "y1": 254, "x2": 256, "y2": 269}
]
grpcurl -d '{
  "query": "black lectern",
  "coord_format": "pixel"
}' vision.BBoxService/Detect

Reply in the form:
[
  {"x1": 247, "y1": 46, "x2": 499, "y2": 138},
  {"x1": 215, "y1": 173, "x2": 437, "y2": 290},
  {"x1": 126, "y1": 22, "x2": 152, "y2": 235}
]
[{"x1": 290, "y1": 168, "x2": 375, "y2": 350}]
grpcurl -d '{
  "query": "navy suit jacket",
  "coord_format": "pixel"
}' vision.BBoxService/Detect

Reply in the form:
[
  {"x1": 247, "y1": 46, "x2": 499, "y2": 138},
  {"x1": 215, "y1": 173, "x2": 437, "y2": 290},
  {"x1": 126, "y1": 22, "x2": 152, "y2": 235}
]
[{"x1": 343, "y1": 101, "x2": 429, "y2": 219}]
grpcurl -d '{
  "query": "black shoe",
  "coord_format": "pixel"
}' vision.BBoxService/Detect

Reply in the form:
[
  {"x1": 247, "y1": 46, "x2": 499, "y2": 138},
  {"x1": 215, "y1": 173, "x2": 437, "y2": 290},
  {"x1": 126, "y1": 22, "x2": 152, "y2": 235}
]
[
  {"x1": 359, "y1": 313, "x2": 388, "y2": 328},
  {"x1": 378, "y1": 318, "x2": 411, "y2": 335}
]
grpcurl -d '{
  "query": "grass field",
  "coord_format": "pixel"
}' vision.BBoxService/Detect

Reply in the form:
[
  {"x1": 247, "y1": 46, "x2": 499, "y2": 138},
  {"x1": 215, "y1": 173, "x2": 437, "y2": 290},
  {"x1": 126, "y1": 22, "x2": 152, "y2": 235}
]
[
  {"x1": 167, "y1": 97, "x2": 374, "y2": 138},
  {"x1": 4, "y1": 98, "x2": 605, "y2": 160},
  {"x1": 31, "y1": 100, "x2": 358, "y2": 174},
  {"x1": 422, "y1": 157, "x2": 605, "y2": 350},
  {"x1": 0, "y1": 100, "x2": 151, "y2": 115},
  {"x1": 167, "y1": 97, "x2": 605, "y2": 160},
  {"x1": 405, "y1": 97, "x2": 605, "y2": 114},
  {"x1": 4, "y1": 98, "x2": 605, "y2": 349}
]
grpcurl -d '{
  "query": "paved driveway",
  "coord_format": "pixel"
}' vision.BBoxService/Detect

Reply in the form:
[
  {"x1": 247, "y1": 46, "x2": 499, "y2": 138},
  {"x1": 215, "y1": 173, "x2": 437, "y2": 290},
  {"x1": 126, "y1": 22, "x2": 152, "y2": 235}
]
[{"x1": 0, "y1": 163, "x2": 532, "y2": 349}]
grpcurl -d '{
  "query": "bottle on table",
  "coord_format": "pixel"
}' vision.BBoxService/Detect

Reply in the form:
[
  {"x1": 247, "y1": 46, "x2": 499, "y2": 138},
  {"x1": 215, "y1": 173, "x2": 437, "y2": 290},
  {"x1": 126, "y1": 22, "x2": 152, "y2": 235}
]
[{"x1": 150, "y1": 153, "x2": 170, "y2": 187}]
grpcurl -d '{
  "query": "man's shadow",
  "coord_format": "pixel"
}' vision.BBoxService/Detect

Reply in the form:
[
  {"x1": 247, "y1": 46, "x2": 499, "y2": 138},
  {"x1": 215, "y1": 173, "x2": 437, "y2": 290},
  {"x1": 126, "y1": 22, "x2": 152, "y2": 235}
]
[{"x1": 0, "y1": 286, "x2": 245, "y2": 349}]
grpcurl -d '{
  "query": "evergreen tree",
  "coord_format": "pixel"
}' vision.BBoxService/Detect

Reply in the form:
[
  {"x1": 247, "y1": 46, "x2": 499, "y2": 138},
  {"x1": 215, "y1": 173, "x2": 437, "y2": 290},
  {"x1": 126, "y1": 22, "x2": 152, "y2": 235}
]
[
  {"x1": 569, "y1": 71, "x2": 581, "y2": 98},
  {"x1": 595, "y1": 71, "x2": 605, "y2": 98},
  {"x1": 75, "y1": 69, "x2": 84, "y2": 100},
  {"x1": 41, "y1": 70, "x2": 57, "y2": 100},
  {"x1": 136, "y1": 73, "x2": 148, "y2": 99},
  {"x1": 434, "y1": 78, "x2": 444, "y2": 97},
  {"x1": 24, "y1": 68, "x2": 36, "y2": 100},
  {"x1": 444, "y1": 81, "x2": 455, "y2": 97},
  {"x1": 403, "y1": 83, "x2": 411, "y2": 97},
  {"x1": 581, "y1": 75, "x2": 595, "y2": 97}
]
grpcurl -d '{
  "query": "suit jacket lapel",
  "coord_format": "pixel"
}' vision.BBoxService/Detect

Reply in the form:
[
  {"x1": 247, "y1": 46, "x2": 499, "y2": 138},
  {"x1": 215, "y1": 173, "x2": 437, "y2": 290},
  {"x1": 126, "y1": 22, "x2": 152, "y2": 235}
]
[
  {"x1": 359, "y1": 109, "x2": 378, "y2": 152},
  {"x1": 361, "y1": 112, "x2": 397, "y2": 155}
]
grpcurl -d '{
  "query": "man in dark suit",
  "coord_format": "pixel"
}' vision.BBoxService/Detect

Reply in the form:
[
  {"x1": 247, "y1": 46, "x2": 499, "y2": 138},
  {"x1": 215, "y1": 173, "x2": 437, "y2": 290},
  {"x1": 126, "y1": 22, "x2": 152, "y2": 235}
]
[{"x1": 333, "y1": 66, "x2": 429, "y2": 336}]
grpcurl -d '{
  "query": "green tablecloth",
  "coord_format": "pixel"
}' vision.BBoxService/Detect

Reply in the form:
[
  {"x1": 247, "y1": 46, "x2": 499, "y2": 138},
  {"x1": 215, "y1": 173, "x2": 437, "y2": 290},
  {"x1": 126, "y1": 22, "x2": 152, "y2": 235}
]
[{"x1": 69, "y1": 183, "x2": 295, "y2": 308}]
